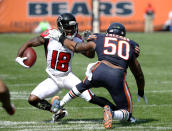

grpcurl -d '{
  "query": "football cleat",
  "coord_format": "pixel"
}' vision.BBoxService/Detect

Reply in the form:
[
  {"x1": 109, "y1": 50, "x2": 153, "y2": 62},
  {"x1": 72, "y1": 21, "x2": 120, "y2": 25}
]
[
  {"x1": 51, "y1": 96, "x2": 61, "y2": 113},
  {"x1": 104, "y1": 105, "x2": 113, "y2": 129},
  {"x1": 52, "y1": 108, "x2": 68, "y2": 122}
]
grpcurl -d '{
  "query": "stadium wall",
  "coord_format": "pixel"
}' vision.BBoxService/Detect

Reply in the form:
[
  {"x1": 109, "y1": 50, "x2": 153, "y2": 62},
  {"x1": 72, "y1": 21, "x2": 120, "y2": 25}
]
[{"x1": 0, "y1": 0, "x2": 171, "y2": 32}]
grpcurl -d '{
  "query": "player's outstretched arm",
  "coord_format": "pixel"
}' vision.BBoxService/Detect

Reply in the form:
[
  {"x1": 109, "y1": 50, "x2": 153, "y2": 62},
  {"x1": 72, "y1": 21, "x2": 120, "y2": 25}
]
[
  {"x1": 129, "y1": 57, "x2": 148, "y2": 104},
  {"x1": 17, "y1": 36, "x2": 45, "y2": 57},
  {"x1": 16, "y1": 36, "x2": 44, "y2": 68},
  {"x1": 129, "y1": 57, "x2": 145, "y2": 91},
  {"x1": 62, "y1": 38, "x2": 95, "y2": 52}
]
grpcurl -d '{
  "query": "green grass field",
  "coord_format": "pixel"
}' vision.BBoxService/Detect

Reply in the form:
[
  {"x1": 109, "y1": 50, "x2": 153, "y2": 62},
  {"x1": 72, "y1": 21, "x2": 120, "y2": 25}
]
[{"x1": 0, "y1": 32, "x2": 172, "y2": 130}]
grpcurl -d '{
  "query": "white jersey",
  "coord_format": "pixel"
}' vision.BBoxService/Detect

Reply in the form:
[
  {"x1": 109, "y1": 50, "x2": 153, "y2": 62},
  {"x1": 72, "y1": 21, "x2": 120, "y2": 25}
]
[
  {"x1": 40, "y1": 29, "x2": 82, "y2": 76},
  {"x1": 32, "y1": 29, "x2": 94, "y2": 101}
]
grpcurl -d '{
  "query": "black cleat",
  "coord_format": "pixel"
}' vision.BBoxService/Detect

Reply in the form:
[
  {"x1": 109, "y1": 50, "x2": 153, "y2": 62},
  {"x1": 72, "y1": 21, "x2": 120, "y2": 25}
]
[{"x1": 52, "y1": 108, "x2": 68, "y2": 122}]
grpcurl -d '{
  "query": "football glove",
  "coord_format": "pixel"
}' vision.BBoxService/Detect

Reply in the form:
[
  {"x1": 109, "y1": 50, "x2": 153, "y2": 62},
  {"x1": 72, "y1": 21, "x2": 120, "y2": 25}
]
[
  {"x1": 137, "y1": 94, "x2": 148, "y2": 104},
  {"x1": 137, "y1": 90, "x2": 148, "y2": 104},
  {"x1": 15, "y1": 57, "x2": 30, "y2": 68},
  {"x1": 82, "y1": 30, "x2": 92, "y2": 41}
]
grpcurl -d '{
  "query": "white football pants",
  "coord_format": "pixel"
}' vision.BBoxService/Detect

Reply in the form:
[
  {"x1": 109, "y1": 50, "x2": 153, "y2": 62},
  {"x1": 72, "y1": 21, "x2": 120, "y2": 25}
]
[{"x1": 31, "y1": 72, "x2": 94, "y2": 101}]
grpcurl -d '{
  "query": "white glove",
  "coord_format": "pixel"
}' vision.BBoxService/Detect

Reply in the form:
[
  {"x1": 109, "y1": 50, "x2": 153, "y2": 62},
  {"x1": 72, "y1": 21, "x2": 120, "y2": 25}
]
[
  {"x1": 15, "y1": 57, "x2": 30, "y2": 68},
  {"x1": 137, "y1": 94, "x2": 148, "y2": 104}
]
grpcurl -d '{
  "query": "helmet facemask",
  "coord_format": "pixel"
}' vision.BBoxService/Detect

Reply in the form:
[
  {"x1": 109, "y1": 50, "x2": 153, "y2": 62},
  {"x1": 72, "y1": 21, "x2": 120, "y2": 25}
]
[
  {"x1": 63, "y1": 21, "x2": 78, "y2": 40},
  {"x1": 57, "y1": 14, "x2": 78, "y2": 40},
  {"x1": 108, "y1": 28, "x2": 125, "y2": 36}
]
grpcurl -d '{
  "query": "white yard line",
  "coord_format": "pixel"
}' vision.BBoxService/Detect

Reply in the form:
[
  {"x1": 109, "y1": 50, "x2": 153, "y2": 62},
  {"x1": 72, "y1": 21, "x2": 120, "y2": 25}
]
[
  {"x1": 10, "y1": 91, "x2": 62, "y2": 100},
  {"x1": 8, "y1": 83, "x2": 37, "y2": 87},
  {"x1": 146, "y1": 90, "x2": 172, "y2": 93},
  {"x1": 0, "y1": 121, "x2": 172, "y2": 130},
  {"x1": 11, "y1": 91, "x2": 30, "y2": 95}
]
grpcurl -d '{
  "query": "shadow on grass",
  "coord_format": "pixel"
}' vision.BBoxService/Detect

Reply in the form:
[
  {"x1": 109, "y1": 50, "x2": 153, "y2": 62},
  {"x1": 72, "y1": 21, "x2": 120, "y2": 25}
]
[
  {"x1": 43, "y1": 118, "x2": 158, "y2": 130},
  {"x1": 119, "y1": 118, "x2": 158, "y2": 126}
]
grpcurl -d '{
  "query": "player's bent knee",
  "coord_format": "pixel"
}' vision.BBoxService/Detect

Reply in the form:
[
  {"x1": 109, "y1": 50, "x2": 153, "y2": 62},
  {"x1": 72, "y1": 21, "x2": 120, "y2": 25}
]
[{"x1": 28, "y1": 95, "x2": 40, "y2": 106}]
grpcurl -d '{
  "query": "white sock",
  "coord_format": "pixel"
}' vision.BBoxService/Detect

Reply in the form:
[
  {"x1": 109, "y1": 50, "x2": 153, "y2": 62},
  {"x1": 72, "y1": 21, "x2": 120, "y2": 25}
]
[
  {"x1": 60, "y1": 86, "x2": 81, "y2": 107},
  {"x1": 112, "y1": 109, "x2": 129, "y2": 121},
  {"x1": 60, "y1": 93, "x2": 71, "y2": 107},
  {"x1": 72, "y1": 86, "x2": 81, "y2": 96}
]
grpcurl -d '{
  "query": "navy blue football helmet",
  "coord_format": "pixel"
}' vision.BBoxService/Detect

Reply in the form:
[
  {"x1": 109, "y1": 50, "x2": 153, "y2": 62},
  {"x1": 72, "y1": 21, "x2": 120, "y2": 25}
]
[{"x1": 106, "y1": 23, "x2": 126, "y2": 37}]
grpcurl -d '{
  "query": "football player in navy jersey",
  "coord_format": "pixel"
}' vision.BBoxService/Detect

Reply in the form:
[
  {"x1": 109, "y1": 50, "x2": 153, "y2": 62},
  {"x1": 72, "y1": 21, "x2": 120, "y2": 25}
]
[
  {"x1": 15, "y1": 13, "x2": 121, "y2": 122},
  {"x1": 51, "y1": 23, "x2": 146, "y2": 129}
]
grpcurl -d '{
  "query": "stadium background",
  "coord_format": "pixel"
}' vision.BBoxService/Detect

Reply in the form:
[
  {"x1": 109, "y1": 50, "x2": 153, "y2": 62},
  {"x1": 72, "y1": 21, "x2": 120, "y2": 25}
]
[{"x1": 0, "y1": 0, "x2": 171, "y2": 33}]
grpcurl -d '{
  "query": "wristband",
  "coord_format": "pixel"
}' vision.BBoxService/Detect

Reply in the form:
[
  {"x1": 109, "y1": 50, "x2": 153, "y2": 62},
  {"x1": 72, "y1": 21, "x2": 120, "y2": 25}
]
[{"x1": 74, "y1": 42, "x2": 79, "y2": 52}]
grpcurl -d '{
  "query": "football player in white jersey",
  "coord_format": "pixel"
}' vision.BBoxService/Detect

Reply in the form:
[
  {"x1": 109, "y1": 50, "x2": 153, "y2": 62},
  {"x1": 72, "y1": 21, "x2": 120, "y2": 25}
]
[{"x1": 16, "y1": 13, "x2": 118, "y2": 122}]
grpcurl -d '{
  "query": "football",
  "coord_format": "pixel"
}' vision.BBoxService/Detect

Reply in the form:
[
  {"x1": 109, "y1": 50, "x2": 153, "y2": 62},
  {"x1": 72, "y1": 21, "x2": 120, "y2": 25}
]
[{"x1": 23, "y1": 47, "x2": 37, "y2": 67}]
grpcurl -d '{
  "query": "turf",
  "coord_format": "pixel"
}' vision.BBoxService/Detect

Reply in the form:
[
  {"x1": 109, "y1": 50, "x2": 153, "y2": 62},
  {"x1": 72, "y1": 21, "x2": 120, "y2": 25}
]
[{"x1": 0, "y1": 32, "x2": 172, "y2": 130}]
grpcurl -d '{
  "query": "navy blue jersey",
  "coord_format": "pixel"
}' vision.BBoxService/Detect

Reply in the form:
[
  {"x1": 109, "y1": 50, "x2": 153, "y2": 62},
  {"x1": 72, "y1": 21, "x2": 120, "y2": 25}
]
[{"x1": 88, "y1": 33, "x2": 139, "y2": 69}]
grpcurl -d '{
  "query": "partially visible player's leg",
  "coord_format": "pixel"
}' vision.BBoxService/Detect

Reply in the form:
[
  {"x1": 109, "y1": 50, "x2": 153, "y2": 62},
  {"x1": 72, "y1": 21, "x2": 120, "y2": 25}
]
[
  {"x1": 63, "y1": 73, "x2": 94, "y2": 104},
  {"x1": 60, "y1": 72, "x2": 118, "y2": 110},
  {"x1": 59, "y1": 72, "x2": 83, "y2": 106},
  {"x1": 0, "y1": 79, "x2": 15, "y2": 115},
  {"x1": 106, "y1": 72, "x2": 133, "y2": 122},
  {"x1": 50, "y1": 73, "x2": 81, "y2": 122},
  {"x1": 51, "y1": 96, "x2": 68, "y2": 122},
  {"x1": 28, "y1": 78, "x2": 61, "y2": 111},
  {"x1": 28, "y1": 95, "x2": 52, "y2": 111},
  {"x1": 79, "y1": 78, "x2": 118, "y2": 110},
  {"x1": 90, "y1": 64, "x2": 135, "y2": 128},
  {"x1": 59, "y1": 72, "x2": 93, "y2": 107},
  {"x1": 90, "y1": 95, "x2": 118, "y2": 111}
]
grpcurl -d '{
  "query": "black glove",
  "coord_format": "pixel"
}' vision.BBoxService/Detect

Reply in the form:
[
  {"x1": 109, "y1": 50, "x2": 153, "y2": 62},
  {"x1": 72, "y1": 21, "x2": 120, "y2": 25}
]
[{"x1": 82, "y1": 30, "x2": 92, "y2": 41}]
